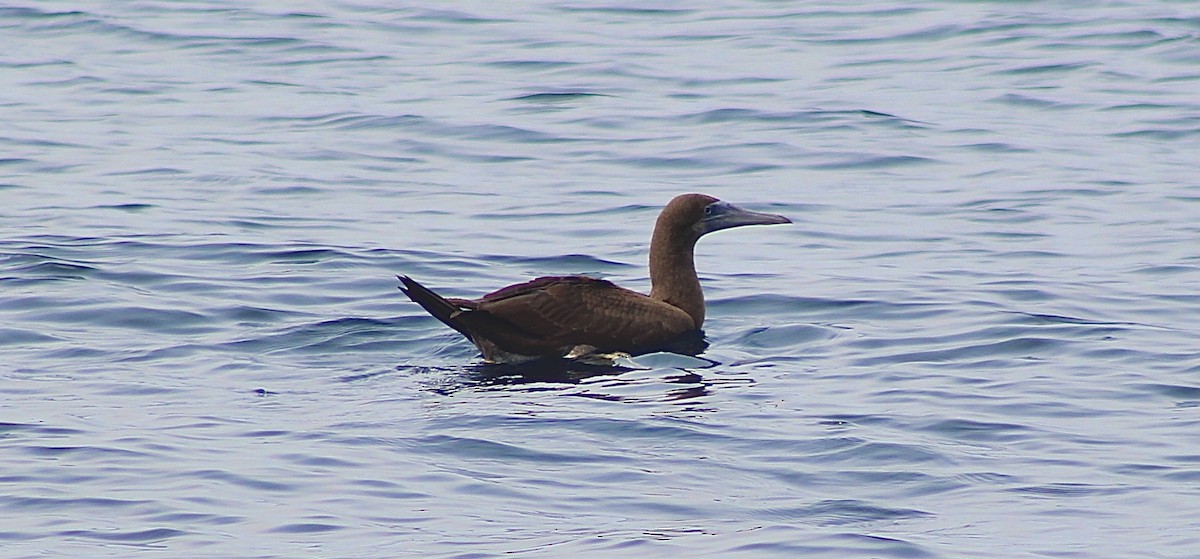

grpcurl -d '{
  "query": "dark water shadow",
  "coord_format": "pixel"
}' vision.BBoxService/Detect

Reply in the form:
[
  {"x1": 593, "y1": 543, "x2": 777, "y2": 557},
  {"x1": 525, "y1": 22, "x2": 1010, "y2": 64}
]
[
  {"x1": 440, "y1": 331, "x2": 713, "y2": 388},
  {"x1": 461, "y1": 358, "x2": 636, "y2": 387},
  {"x1": 438, "y1": 348, "x2": 719, "y2": 387},
  {"x1": 387, "y1": 349, "x2": 729, "y2": 404},
  {"x1": 444, "y1": 354, "x2": 729, "y2": 404},
  {"x1": 345, "y1": 330, "x2": 733, "y2": 402}
]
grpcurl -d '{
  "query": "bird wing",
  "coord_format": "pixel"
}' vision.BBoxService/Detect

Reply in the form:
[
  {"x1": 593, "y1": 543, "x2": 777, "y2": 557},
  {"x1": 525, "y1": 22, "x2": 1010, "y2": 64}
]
[{"x1": 467, "y1": 276, "x2": 697, "y2": 352}]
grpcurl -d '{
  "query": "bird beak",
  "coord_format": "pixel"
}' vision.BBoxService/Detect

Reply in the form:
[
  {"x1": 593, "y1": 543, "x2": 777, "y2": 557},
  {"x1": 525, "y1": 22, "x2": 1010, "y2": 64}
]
[{"x1": 700, "y1": 201, "x2": 792, "y2": 235}]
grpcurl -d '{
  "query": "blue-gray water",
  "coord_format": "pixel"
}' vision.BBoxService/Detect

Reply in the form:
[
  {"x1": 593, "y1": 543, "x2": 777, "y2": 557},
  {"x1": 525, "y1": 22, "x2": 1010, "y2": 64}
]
[{"x1": 3, "y1": 2, "x2": 1199, "y2": 557}]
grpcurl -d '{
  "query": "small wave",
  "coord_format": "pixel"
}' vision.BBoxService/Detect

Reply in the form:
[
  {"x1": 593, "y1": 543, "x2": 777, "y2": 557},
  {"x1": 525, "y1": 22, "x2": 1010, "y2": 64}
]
[
  {"x1": 916, "y1": 418, "x2": 1035, "y2": 443},
  {"x1": 36, "y1": 306, "x2": 211, "y2": 334},
  {"x1": 510, "y1": 91, "x2": 612, "y2": 102},
  {"x1": 92, "y1": 203, "x2": 156, "y2": 212},
  {"x1": 736, "y1": 324, "x2": 842, "y2": 349},
  {"x1": 990, "y1": 93, "x2": 1086, "y2": 109},
  {"x1": 56, "y1": 527, "x2": 187, "y2": 543},
  {"x1": 1111, "y1": 128, "x2": 1200, "y2": 140},
  {"x1": 810, "y1": 154, "x2": 939, "y2": 170},
  {"x1": 484, "y1": 253, "x2": 631, "y2": 270},
  {"x1": 755, "y1": 499, "x2": 933, "y2": 525},
  {"x1": 268, "y1": 522, "x2": 344, "y2": 534},
  {"x1": 0, "y1": 422, "x2": 85, "y2": 437},
  {"x1": 418, "y1": 434, "x2": 601, "y2": 463},
  {"x1": 997, "y1": 61, "x2": 1097, "y2": 76},
  {"x1": 4, "y1": 260, "x2": 97, "y2": 279},
  {"x1": 868, "y1": 336, "x2": 1069, "y2": 365}
]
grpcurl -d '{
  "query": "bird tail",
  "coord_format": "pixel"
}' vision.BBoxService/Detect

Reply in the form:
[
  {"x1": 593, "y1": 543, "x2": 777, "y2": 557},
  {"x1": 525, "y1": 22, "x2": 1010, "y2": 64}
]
[{"x1": 397, "y1": 275, "x2": 474, "y2": 339}]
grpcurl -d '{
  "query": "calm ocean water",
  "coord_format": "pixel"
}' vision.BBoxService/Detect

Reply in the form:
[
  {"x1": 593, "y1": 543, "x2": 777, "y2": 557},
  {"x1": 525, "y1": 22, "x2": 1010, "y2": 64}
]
[{"x1": 3, "y1": 1, "x2": 1199, "y2": 557}]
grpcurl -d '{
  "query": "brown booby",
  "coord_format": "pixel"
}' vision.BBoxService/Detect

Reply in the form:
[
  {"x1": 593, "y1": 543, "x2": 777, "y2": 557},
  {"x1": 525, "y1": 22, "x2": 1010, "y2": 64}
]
[{"x1": 398, "y1": 193, "x2": 790, "y2": 363}]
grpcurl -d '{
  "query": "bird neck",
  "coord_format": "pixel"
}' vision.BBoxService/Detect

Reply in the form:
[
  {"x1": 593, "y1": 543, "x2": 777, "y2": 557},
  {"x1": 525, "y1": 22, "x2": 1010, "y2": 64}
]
[{"x1": 648, "y1": 228, "x2": 705, "y2": 328}]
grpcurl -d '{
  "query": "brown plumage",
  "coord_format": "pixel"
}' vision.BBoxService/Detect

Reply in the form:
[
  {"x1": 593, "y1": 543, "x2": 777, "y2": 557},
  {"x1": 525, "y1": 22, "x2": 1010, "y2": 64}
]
[{"x1": 399, "y1": 193, "x2": 790, "y2": 363}]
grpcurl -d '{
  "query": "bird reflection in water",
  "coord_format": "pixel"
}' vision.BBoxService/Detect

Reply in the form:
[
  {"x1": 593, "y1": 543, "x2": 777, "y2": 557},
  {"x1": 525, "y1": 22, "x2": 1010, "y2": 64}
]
[
  {"x1": 457, "y1": 357, "x2": 725, "y2": 403},
  {"x1": 414, "y1": 334, "x2": 748, "y2": 403}
]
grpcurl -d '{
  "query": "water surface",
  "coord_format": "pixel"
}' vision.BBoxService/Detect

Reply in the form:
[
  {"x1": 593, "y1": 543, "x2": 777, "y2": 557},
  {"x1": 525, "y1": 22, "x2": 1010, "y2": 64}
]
[{"x1": 3, "y1": 2, "x2": 1199, "y2": 558}]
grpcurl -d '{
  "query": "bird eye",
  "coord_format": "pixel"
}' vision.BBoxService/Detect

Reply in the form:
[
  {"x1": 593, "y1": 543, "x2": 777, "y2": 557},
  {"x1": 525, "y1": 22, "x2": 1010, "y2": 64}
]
[{"x1": 704, "y1": 205, "x2": 713, "y2": 216}]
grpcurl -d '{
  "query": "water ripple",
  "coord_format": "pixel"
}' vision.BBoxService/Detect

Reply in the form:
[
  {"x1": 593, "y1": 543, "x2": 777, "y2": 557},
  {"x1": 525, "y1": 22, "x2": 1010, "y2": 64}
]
[{"x1": 4, "y1": 1, "x2": 1200, "y2": 558}]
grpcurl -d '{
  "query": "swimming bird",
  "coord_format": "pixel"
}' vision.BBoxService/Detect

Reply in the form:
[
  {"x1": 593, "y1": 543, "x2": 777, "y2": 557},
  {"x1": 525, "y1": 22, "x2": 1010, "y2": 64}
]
[{"x1": 398, "y1": 193, "x2": 790, "y2": 363}]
